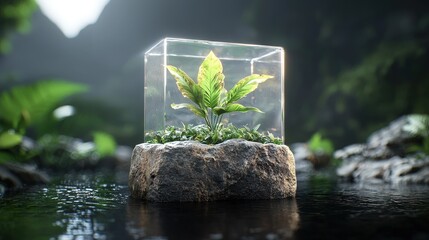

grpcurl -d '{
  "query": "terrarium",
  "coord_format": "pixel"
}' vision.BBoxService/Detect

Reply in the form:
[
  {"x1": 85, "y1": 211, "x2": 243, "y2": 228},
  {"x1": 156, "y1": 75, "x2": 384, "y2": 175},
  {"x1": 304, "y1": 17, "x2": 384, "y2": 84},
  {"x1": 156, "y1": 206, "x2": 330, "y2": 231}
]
[{"x1": 144, "y1": 38, "x2": 285, "y2": 141}]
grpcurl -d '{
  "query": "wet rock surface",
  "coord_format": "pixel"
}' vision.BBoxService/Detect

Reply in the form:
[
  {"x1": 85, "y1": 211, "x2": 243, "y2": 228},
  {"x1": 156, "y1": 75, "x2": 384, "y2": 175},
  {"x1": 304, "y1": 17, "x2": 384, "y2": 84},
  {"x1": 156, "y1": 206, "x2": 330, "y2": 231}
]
[
  {"x1": 0, "y1": 163, "x2": 49, "y2": 195},
  {"x1": 336, "y1": 116, "x2": 429, "y2": 184},
  {"x1": 129, "y1": 139, "x2": 296, "y2": 202},
  {"x1": 289, "y1": 143, "x2": 314, "y2": 175}
]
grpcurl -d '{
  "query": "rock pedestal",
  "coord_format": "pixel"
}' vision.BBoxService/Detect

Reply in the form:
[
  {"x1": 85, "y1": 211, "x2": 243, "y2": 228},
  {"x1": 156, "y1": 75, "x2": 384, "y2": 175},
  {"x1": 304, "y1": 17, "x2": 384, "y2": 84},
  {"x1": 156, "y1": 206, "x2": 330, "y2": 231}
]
[{"x1": 129, "y1": 139, "x2": 296, "y2": 202}]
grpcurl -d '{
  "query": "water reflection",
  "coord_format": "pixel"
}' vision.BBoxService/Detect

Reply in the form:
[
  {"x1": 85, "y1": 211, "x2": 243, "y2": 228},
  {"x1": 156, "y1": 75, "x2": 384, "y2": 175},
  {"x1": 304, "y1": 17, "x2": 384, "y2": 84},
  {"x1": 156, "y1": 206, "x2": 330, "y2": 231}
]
[
  {"x1": 1, "y1": 173, "x2": 429, "y2": 240},
  {"x1": 126, "y1": 199, "x2": 300, "y2": 239},
  {"x1": 0, "y1": 174, "x2": 128, "y2": 240}
]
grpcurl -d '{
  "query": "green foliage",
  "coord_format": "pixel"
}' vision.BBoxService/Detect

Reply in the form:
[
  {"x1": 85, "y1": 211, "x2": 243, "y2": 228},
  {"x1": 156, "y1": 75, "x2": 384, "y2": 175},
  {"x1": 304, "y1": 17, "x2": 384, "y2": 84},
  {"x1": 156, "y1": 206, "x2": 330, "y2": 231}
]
[
  {"x1": 0, "y1": 79, "x2": 88, "y2": 131},
  {"x1": 0, "y1": 131, "x2": 22, "y2": 149},
  {"x1": 403, "y1": 114, "x2": 429, "y2": 156},
  {"x1": 308, "y1": 133, "x2": 334, "y2": 156},
  {"x1": 93, "y1": 131, "x2": 117, "y2": 158},
  {"x1": 35, "y1": 132, "x2": 117, "y2": 168},
  {"x1": 0, "y1": 0, "x2": 37, "y2": 54},
  {"x1": 146, "y1": 124, "x2": 282, "y2": 145},
  {"x1": 167, "y1": 51, "x2": 273, "y2": 133},
  {"x1": 0, "y1": 80, "x2": 88, "y2": 163}
]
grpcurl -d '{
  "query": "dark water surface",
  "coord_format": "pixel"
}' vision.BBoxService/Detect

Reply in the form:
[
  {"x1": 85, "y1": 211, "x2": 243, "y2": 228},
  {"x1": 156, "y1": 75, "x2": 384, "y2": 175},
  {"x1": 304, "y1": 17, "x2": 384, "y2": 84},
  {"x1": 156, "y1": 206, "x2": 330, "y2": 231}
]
[{"x1": 1, "y1": 173, "x2": 428, "y2": 240}]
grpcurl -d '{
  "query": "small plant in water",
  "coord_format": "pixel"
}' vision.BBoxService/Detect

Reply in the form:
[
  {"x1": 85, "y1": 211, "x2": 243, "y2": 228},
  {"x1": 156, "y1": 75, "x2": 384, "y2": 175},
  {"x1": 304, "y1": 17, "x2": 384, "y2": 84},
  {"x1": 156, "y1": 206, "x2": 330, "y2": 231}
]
[
  {"x1": 166, "y1": 51, "x2": 273, "y2": 133},
  {"x1": 307, "y1": 132, "x2": 336, "y2": 168}
]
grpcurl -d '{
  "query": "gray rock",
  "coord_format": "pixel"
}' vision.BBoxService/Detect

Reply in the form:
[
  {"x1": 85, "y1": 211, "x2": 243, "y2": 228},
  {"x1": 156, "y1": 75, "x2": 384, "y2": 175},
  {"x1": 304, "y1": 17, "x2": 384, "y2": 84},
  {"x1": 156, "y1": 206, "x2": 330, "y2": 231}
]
[
  {"x1": 367, "y1": 116, "x2": 411, "y2": 147},
  {"x1": 337, "y1": 156, "x2": 429, "y2": 185},
  {"x1": 336, "y1": 115, "x2": 429, "y2": 185},
  {"x1": 0, "y1": 163, "x2": 50, "y2": 191},
  {"x1": 129, "y1": 139, "x2": 296, "y2": 202},
  {"x1": 289, "y1": 143, "x2": 313, "y2": 174}
]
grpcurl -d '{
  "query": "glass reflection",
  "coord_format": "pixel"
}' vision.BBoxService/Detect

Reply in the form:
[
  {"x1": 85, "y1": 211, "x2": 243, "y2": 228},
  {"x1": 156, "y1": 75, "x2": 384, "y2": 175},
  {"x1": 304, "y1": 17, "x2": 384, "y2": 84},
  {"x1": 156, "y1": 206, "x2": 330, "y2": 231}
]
[{"x1": 126, "y1": 199, "x2": 300, "y2": 239}]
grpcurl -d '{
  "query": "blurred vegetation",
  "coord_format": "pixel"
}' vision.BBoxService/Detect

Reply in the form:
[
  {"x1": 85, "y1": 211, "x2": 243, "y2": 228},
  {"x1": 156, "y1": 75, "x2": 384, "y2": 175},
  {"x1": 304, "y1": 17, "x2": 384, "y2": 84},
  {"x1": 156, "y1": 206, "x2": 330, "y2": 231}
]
[
  {"x1": 0, "y1": 80, "x2": 88, "y2": 162},
  {"x1": 0, "y1": 80, "x2": 117, "y2": 167},
  {"x1": 307, "y1": 132, "x2": 338, "y2": 168},
  {"x1": 0, "y1": 0, "x2": 37, "y2": 54},
  {"x1": 247, "y1": 0, "x2": 429, "y2": 146}
]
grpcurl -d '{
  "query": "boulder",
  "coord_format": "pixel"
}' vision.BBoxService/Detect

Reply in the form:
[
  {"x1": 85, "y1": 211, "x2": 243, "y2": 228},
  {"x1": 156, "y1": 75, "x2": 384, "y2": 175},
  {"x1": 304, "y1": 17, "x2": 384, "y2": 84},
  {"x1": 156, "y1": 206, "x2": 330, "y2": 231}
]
[
  {"x1": 289, "y1": 143, "x2": 314, "y2": 174},
  {"x1": 129, "y1": 139, "x2": 296, "y2": 202},
  {"x1": 0, "y1": 163, "x2": 50, "y2": 195},
  {"x1": 336, "y1": 115, "x2": 429, "y2": 184}
]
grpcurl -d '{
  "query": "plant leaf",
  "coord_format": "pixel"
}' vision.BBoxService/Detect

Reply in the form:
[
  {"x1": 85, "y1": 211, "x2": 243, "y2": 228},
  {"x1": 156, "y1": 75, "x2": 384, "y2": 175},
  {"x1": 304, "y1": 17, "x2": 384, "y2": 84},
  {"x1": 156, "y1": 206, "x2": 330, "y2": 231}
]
[
  {"x1": 0, "y1": 79, "x2": 88, "y2": 128},
  {"x1": 93, "y1": 131, "x2": 117, "y2": 158},
  {"x1": 214, "y1": 103, "x2": 262, "y2": 115},
  {"x1": 171, "y1": 103, "x2": 206, "y2": 118},
  {"x1": 227, "y1": 74, "x2": 273, "y2": 104},
  {"x1": 166, "y1": 65, "x2": 201, "y2": 105},
  {"x1": 0, "y1": 131, "x2": 23, "y2": 149},
  {"x1": 197, "y1": 51, "x2": 224, "y2": 108}
]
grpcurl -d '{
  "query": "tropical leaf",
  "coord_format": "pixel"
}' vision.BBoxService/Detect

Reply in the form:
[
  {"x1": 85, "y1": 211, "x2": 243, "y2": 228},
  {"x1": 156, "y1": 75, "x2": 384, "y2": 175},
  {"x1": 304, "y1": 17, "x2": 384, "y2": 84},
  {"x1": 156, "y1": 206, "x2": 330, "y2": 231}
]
[
  {"x1": 166, "y1": 65, "x2": 201, "y2": 105},
  {"x1": 0, "y1": 79, "x2": 88, "y2": 128},
  {"x1": 93, "y1": 131, "x2": 117, "y2": 158},
  {"x1": 0, "y1": 131, "x2": 23, "y2": 149},
  {"x1": 171, "y1": 103, "x2": 206, "y2": 118},
  {"x1": 227, "y1": 74, "x2": 273, "y2": 104},
  {"x1": 197, "y1": 51, "x2": 224, "y2": 108},
  {"x1": 214, "y1": 103, "x2": 262, "y2": 115}
]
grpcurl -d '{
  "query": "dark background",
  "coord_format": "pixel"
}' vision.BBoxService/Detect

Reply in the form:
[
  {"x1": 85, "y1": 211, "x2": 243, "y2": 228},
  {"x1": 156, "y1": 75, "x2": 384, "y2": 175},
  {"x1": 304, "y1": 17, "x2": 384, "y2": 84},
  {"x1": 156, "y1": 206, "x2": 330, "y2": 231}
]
[{"x1": 1, "y1": 0, "x2": 428, "y2": 148}]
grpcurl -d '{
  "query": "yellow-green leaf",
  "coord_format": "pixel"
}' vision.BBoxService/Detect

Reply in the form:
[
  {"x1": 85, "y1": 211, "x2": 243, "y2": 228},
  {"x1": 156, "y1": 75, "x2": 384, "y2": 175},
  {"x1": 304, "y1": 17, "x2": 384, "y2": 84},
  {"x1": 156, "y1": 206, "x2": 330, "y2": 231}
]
[
  {"x1": 214, "y1": 103, "x2": 262, "y2": 115},
  {"x1": 197, "y1": 51, "x2": 224, "y2": 108},
  {"x1": 227, "y1": 74, "x2": 273, "y2": 104},
  {"x1": 93, "y1": 131, "x2": 117, "y2": 157},
  {"x1": 171, "y1": 103, "x2": 206, "y2": 118},
  {"x1": 0, "y1": 131, "x2": 23, "y2": 149},
  {"x1": 166, "y1": 65, "x2": 201, "y2": 105}
]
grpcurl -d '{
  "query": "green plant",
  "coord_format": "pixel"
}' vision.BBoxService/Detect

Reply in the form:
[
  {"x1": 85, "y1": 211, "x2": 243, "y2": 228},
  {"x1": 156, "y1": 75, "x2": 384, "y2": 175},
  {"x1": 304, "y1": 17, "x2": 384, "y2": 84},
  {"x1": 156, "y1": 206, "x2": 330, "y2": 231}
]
[
  {"x1": 0, "y1": 0, "x2": 37, "y2": 54},
  {"x1": 93, "y1": 131, "x2": 117, "y2": 158},
  {"x1": 166, "y1": 51, "x2": 273, "y2": 133},
  {"x1": 0, "y1": 79, "x2": 88, "y2": 162},
  {"x1": 403, "y1": 114, "x2": 429, "y2": 156},
  {"x1": 35, "y1": 131, "x2": 117, "y2": 168},
  {"x1": 306, "y1": 132, "x2": 336, "y2": 168},
  {"x1": 308, "y1": 132, "x2": 334, "y2": 156},
  {"x1": 146, "y1": 124, "x2": 282, "y2": 145}
]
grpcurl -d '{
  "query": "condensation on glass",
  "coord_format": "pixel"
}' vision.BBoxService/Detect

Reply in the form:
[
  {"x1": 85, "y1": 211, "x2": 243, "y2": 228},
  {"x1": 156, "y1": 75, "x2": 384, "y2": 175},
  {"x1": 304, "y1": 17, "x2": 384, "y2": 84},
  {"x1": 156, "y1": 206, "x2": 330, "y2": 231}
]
[{"x1": 144, "y1": 38, "x2": 285, "y2": 141}]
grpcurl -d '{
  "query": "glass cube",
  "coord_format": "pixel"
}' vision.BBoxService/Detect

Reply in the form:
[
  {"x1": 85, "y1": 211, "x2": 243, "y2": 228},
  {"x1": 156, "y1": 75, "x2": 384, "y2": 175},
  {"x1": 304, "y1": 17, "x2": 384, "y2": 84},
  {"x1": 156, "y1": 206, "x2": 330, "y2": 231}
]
[{"x1": 144, "y1": 38, "x2": 285, "y2": 141}]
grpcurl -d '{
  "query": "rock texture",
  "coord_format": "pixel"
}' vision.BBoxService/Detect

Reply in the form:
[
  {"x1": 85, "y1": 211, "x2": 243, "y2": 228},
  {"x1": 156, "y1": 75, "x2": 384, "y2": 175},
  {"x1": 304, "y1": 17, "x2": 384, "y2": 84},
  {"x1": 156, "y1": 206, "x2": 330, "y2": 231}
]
[
  {"x1": 0, "y1": 163, "x2": 49, "y2": 195},
  {"x1": 289, "y1": 143, "x2": 314, "y2": 175},
  {"x1": 129, "y1": 139, "x2": 296, "y2": 202},
  {"x1": 336, "y1": 115, "x2": 429, "y2": 184}
]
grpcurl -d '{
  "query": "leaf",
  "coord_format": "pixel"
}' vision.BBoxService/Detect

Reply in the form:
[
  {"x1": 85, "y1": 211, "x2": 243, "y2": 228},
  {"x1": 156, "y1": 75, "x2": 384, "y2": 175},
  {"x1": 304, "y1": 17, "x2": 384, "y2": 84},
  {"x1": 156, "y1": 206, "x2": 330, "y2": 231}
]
[
  {"x1": 93, "y1": 131, "x2": 117, "y2": 158},
  {"x1": 227, "y1": 74, "x2": 273, "y2": 104},
  {"x1": 214, "y1": 103, "x2": 262, "y2": 115},
  {"x1": 171, "y1": 103, "x2": 206, "y2": 118},
  {"x1": 0, "y1": 151, "x2": 15, "y2": 163},
  {"x1": 0, "y1": 79, "x2": 88, "y2": 128},
  {"x1": 308, "y1": 133, "x2": 334, "y2": 155},
  {"x1": 197, "y1": 51, "x2": 224, "y2": 108},
  {"x1": 0, "y1": 131, "x2": 23, "y2": 149},
  {"x1": 166, "y1": 65, "x2": 202, "y2": 105}
]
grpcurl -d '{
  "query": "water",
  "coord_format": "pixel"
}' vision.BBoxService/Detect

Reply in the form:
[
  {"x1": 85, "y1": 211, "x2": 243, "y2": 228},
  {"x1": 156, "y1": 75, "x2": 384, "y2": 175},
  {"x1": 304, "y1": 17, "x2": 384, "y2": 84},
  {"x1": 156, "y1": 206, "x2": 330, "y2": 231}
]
[{"x1": 1, "y1": 173, "x2": 428, "y2": 240}]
